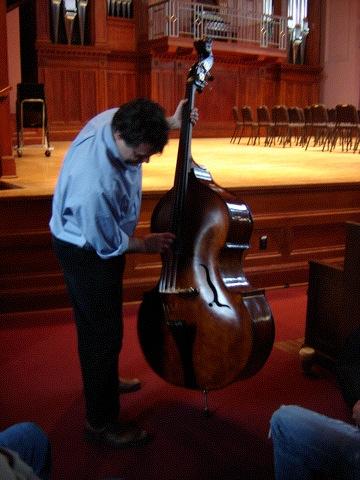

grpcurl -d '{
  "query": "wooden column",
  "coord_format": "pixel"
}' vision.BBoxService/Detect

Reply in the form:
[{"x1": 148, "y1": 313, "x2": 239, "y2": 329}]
[
  {"x1": 273, "y1": 0, "x2": 287, "y2": 17},
  {"x1": 92, "y1": 1, "x2": 108, "y2": 46},
  {"x1": 0, "y1": 1, "x2": 16, "y2": 178},
  {"x1": 306, "y1": 0, "x2": 324, "y2": 66},
  {"x1": 36, "y1": 0, "x2": 50, "y2": 43}
]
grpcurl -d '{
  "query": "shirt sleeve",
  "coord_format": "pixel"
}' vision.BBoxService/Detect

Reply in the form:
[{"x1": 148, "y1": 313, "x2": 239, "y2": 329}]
[{"x1": 67, "y1": 188, "x2": 130, "y2": 258}]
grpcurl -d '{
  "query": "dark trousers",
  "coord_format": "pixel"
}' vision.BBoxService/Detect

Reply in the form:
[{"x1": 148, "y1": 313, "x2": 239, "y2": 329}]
[{"x1": 52, "y1": 236, "x2": 125, "y2": 427}]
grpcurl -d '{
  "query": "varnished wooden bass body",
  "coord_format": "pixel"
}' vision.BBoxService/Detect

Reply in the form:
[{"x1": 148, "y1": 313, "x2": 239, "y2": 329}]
[{"x1": 138, "y1": 39, "x2": 274, "y2": 391}]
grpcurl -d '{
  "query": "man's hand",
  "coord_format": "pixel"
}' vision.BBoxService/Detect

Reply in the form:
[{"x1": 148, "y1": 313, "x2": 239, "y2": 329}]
[
  {"x1": 167, "y1": 99, "x2": 199, "y2": 129},
  {"x1": 143, "y1": 232, "x2": 175, "y2": 253},
  {"x1": 127, "y1": 233, "x2": 175, "y2": 254},
  {"x1": 352, "y1": 400, "x2": 360, "y2": 426}
]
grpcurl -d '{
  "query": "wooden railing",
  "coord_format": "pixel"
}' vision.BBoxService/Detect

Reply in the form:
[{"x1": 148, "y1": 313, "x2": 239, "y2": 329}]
[
  {"x1": 0, "y1": 85, "x2": 11, "y2": 102},
  {"x1": 148, "y1": 0, "x2": 287, "y2": 50}
]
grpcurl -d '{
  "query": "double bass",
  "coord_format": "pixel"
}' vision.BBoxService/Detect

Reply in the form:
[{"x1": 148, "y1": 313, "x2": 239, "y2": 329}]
[{"x1": 138, "y1": 39, "x2": 274, "y2": 393}]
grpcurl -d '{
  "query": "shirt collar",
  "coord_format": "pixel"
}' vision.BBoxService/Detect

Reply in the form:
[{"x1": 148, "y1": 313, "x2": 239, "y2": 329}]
[{"x1": 103, "y1": 123, "x2": 142, "y2": 172}]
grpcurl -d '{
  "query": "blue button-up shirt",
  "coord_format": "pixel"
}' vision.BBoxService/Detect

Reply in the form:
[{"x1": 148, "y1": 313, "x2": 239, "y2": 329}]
[{"x1": 49, "y1": 108, "x2": 142, "y2": 258}]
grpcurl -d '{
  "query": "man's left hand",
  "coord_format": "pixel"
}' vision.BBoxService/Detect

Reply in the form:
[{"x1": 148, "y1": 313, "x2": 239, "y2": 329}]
[{"x1": 168, "y1": 99, "x2": 199, "y2": 129}]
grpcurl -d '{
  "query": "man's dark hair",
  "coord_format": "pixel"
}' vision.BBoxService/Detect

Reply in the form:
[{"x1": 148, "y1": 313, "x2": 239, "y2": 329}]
[{"x1": 111, "y1": 98, "x2": 170, "y2": 153}]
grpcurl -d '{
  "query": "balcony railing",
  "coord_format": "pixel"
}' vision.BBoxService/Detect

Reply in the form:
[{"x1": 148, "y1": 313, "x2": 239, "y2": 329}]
[{"x1": 148, "y1": 0, "x2": 287, "y2": 51}]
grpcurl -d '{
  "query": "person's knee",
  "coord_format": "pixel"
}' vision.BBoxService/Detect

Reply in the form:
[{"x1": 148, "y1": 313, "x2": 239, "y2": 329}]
[
  {"x1": 19, "y1": 422, "x2": 47, "y2": 439},
  {"x1": 17, "y1": 421, "x2": 42, "y2": 432},
  {"x1": 270, "y1": 405, "x2": 303, "y2": 438},
  {"x1": 15, "y1": 422, "x2": 49, "y2": 453},
  {"x1": 19, "y1": 423, "x2": 51, "y2": 478}
]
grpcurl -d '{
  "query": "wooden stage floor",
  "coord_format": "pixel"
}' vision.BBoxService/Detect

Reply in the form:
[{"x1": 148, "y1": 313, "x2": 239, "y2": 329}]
[{"x1": 1, "y1": 137, "x2": 360, "y2": 198}]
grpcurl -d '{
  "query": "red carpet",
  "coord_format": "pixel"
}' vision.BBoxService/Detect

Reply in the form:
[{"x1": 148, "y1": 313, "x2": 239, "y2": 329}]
[{"x1": 0, "y1": 286, "x2": 350, "y2": 480}]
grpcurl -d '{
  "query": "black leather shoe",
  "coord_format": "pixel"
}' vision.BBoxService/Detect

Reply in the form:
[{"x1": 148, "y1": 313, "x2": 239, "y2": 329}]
[
  {"x1": 84, "y1": 421, "x2": 149, "y2": 448},
  {"x1": 118, "y1": 377, "x2": 141, "y2": 394}
]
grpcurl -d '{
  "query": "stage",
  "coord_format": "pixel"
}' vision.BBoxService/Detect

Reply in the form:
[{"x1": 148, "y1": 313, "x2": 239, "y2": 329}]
[
  {"x1": 1, "y1": 137, "x2": 360, "y2": 197},
  {"x1": 1, "y1": 137, "x2": 360, "y2": 313}
]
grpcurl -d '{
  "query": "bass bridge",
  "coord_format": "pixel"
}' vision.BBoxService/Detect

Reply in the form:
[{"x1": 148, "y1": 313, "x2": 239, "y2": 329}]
[{"x1": 160, "y1": 286, "x2": 199, "y2": 298}]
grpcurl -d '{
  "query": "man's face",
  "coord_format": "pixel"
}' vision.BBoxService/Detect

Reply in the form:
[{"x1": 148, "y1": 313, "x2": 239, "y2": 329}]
[{"x1": 114, "y1": 132, "x2": 155, "y2": 165}]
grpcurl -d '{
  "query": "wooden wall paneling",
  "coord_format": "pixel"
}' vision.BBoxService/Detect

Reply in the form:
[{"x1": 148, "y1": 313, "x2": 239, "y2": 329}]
[
  {"x1": 282, "y1": 78, "x2": 319, "y2": 107},
  {"x1": 277, "y1": 64, "x2": 322, "y2": 107},
  {"x1": 244, "y1": 219, "x2": 359, "y2": 288},
  {"x1": 174, "y1": 55, "x2": 240, "y2": 137},
  {"x1": 177, "y1": 57, "x2": 196, "y2": 85},
  {"x1": 236, "y1": 69, "x2": 249, "y2": 108},
  {"x1": 234, "y1": 184, "x2": 360, "y2": 216},
  {"x1": 291, "y1": 222, "x2": 345, "y2": 253},
  {"x1": 0, "y1": 196, "x2": 66, "y2": 312},
  {"x1": 130, "y1": 184, "x2": 360, "y2": 297},
  {"x1": 198, "y1": 60, "x2": 239, "y2": 127},
  {"x1": 28, "y1": 0, "x2": 323, "y2": 141},
  {"x1": 34, "y1": 55, "x2": 321, "y2": 141},
  {"x1": 150, "y1": 57, "x2": 179, "y2": 110},
  {"x1": 107, "y1": 18, "x2": 136, "y2": 51},
  {"x1": 36, "y1": 51, "x2": 322, "y2": 141},
  {"x1": 175, "y1": 59, "x2": 190, "y2": 110},
  {"x1": 41, "y1": 67, "x2": 66, "y2": 122},
  {"x1": 280, "y1": 80, "x2": 307, "y2": 107},
  {"x1": 64, "y1": 70, "x2": 83, "y2": 121},
  {"x1": 37, "y1": 46, "x2": 114, "y2": 138},
  {"x1": 105, "y1": 70, "x2": 137, "y2": 108},
  {"x1": 236, "y1": 65, "x2": 261, "y2": 111},
  {"x1": 1, "y1": 182, "x2": 360, "y2": 313},
  {"x1": 136, "y1": 184, "x2": 360, "y2": 293},
  {"x1": 246, "y1": 73, "x2": 261, "y2": 112},
  {"x1": 79, "y1": 70, "x2": 100, "y2": 122},
  {"x1": 136, "y1": 54, "x2": 152, "y2": 99},
  {"x1": 40, "y1": 66, "x2": 99, "y2": 137},
  {"x1": 105, "y1": 55, "x2": 137, "y2": 106},
  {"x1": 257, "y1": 65, "x2": 277, "y2": 108}
]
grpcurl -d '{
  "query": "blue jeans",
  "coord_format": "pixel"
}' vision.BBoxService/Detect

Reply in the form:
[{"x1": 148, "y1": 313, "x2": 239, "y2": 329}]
[
  {"x1": 0, "y1": 422, "x2": 51, "y2": 479},
  {"x1": 269, "y1": 405, "x2": 360, "y2": 480}
]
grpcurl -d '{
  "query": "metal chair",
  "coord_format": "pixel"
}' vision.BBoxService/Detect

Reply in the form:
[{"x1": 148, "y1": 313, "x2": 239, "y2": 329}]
[
  {"x1": 271, "y1": 105, "x2": 291, "y2": 147},
  {"x1": 255, "y1": 105, "x2": 274, "y2": 146},
  {"x1": 288, "y1": 107, "x2": 305, "y2": 146},
  {"x1": 330, "y1": 104, "x2": 360, "y2": 152},
  {"x1": 240, "y1": 105, "x2": 257, "y2": 145},
  {"x1": 230, "y1": 106, "x2": 242, "y2": 143},
  {"x1": 305, "y1": 104, "x2": 331, "y2": 151}
]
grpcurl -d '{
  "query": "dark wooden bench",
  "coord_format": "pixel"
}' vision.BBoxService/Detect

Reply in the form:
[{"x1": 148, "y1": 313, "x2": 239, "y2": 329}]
[{"x1": 300, "y1": 221, "x2": 360, "y2": 374}]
